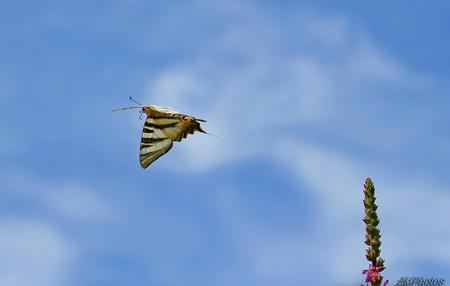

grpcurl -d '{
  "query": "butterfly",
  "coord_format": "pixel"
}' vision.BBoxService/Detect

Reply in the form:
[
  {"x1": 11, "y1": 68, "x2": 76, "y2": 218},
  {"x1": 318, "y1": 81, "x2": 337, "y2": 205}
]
[{"x1": 113, "y1": 97, "x2": 207, "y2": 169}]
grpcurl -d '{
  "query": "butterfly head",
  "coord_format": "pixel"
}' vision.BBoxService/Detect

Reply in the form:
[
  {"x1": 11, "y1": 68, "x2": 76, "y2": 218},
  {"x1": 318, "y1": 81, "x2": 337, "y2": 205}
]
[
  {"x1": 181, "y1": 115, "x2": 194, "y2": 122},
  {"x1": 141, "y1": 106, "x2": 151, "y2": 114}
]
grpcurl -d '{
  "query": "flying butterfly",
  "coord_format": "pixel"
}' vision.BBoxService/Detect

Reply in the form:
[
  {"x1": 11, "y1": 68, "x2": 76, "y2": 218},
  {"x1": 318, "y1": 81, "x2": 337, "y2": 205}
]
[{"x1": 113, "y1": 97, "x2": 208, "y2": 169}]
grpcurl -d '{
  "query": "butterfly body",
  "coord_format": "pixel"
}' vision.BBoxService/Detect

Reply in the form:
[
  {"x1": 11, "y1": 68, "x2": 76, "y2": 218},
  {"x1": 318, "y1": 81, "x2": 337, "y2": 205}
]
[{"x1": 136, "y1": 105, "x2": 206, "y2": 168}]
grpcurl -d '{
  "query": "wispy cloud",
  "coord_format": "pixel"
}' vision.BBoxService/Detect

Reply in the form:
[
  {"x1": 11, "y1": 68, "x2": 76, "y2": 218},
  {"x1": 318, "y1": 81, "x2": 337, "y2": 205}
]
[
  {"x1": 0, "y1": 219, "x2": 75, "y2": 286},
  {"x1": 0, "y1": 171, "x2": 118, "y2": 286},
  {"x1": 1, "y1": 171, "x2": 117, "y2": 222},
  {"x1": 145, "y1": 7, "x2": 436, "y2": 172}
]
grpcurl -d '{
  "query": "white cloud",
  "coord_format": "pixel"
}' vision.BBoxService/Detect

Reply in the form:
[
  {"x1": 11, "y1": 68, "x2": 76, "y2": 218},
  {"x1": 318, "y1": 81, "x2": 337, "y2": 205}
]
[
  {"x1": 382, "y1": 181, "x2": 450, "y2": 261},
  {"x1": 275, "y1": 140, "x2": 368, "y2": 282},
  {"x1": 43, "y1": 184, "x2": 116, "y2": 222},
  {"x1": 276, "y1": 139, "x2": 366, "y2": 220},
  {"x1": 0, "y1": 172, "x2": 117, "y2": 285},
  {"x1": 2, "y1": 171, "x2": 116, "y2": 222},
  {"x1": 145, "y1": 10, "x2": 430, "y2": 172},
  {"x1": 0, "y1": 219, "x2": 74, "y2": 286},
  {"x1": 303, "y1": 14, "x2": 350, "y2": 48}
]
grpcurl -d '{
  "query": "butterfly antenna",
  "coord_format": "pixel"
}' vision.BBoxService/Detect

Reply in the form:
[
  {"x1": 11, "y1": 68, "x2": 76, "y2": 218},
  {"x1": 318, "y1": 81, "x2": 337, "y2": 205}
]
[
  {"x1": 128, "y1": 96, "x2": 145, "y2": 119},
  {"x1": 112, "y1": 97, "x2": 144, "y2": 112},
  {"x1": 112, "y1": 106, "x2": 141, "y2": 112},
  {"x1": 129, "y1": 96, "x2": 143, "y2": 106}
]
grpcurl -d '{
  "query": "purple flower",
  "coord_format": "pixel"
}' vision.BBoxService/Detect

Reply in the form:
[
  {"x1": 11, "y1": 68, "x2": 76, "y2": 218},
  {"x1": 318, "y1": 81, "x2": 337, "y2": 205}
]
[{"x1": 362, "y1": 264, "x2": 388, "y2": 285}]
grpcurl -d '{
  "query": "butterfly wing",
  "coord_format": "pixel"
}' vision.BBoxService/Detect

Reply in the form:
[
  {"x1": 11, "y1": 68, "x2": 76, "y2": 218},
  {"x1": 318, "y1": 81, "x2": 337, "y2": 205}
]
[{"x1": 139, "y1": 116, "x2": 175, "y2": 169}]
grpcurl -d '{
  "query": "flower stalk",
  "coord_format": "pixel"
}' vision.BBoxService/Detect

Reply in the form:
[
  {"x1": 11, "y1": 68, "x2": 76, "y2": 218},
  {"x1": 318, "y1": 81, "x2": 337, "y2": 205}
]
[{"x1": 361, "y1": 177, "x2": 388, "y2": 286}]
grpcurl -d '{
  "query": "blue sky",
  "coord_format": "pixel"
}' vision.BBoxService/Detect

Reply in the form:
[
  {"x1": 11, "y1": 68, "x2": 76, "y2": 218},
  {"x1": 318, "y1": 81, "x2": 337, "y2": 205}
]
[{"x1": 1, "y1": 1, "x2": 450, "y2": 285}]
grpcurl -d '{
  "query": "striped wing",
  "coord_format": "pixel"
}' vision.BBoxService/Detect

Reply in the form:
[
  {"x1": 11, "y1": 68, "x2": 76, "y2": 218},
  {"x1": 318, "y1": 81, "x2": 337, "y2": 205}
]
[
  {"x1": 139, "y1": 117, "x2": 175, "y2": 168},
  {"x1": 139, "y1": 116, "x2": 183, "y2": 168}
]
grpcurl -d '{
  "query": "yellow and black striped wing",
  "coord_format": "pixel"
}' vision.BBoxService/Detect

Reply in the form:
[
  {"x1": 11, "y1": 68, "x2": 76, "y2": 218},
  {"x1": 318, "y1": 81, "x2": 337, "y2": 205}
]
[{"x1": 139, "y1": 116, "x2": 176, "y2": 168}]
